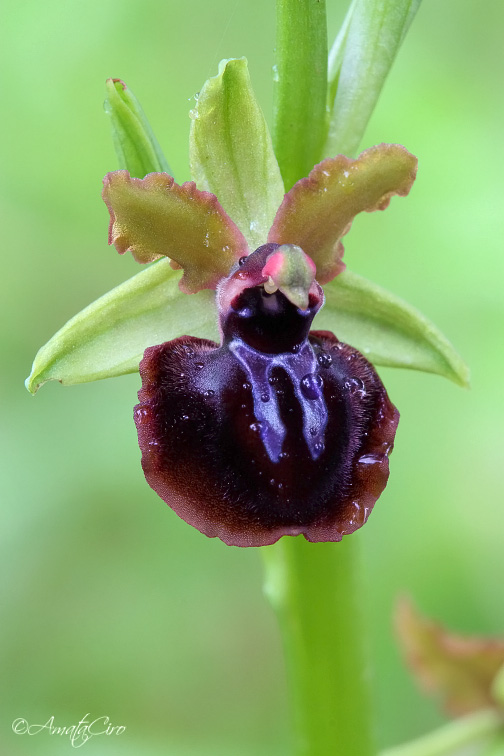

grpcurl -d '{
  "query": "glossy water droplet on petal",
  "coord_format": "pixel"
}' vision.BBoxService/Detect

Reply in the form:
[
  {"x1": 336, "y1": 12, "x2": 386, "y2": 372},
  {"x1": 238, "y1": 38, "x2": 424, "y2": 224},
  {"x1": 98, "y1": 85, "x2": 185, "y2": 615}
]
[
  {"x1": 344, "y1": 376, "x2": 366, "y2": 395},
  {"x1": 358, "y1": 453, "x2": 380, "y2": 466},
  {"x1": 317, "y1": 352, "x2": 333, "y2": 368},
  {"x1": 300, "y1": 373, "x2": 323, "y2": 400}
]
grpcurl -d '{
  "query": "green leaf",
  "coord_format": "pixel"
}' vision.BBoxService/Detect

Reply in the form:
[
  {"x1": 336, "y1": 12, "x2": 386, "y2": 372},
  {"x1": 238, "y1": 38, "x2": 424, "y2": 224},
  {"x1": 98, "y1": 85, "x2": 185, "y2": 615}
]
[
  {"x1": 325, "y1": 0, "x2": 422, "y2": 157},
  {"x1": 314, "y1": 270, "x2": 469, "y2": 386},
  {"x1": 274, "y1": 0, "x2": 329, "y2": 190},
  {"x1": 25, "y1": 259, "x2": 218, "y2": 394},
  {"x1": 104, "y1": 78, "x2": 171, "y2": 178},
  {"x1": 326, "y1": 0, "x2": 357, "y2": 116},
  {"x1": 380, "y1": 711, "x2": 503, "y2": 756},
  {"x1": 189, "y1": 57, "x2": 284, "y2": 251}
]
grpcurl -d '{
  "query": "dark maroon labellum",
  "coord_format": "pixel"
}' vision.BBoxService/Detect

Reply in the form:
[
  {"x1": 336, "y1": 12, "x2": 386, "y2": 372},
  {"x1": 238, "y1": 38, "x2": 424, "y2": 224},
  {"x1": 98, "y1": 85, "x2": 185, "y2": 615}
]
[{"x1": 135, "y1": 245, "x2": 399, "y2": 547}]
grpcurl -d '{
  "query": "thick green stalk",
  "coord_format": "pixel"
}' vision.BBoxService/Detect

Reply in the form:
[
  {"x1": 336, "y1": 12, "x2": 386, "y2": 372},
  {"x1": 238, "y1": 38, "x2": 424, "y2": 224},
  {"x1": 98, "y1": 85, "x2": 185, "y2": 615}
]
[
  {"x1": 262, "y1": 536, "x2": 375, "y2": 756},
  {"x1": 273, "y1": 0, "x2": 328, "y2": 190},
  {"x1": 380, "y1": 710, "x2": 502, "y2": 756}
]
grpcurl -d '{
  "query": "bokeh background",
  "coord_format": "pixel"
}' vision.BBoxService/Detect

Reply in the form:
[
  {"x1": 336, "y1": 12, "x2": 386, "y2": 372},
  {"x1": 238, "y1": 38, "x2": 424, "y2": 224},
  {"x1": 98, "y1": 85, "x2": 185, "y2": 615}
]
[{"x1": 2, "y1": 0, "x2": 503, "y2": 753}]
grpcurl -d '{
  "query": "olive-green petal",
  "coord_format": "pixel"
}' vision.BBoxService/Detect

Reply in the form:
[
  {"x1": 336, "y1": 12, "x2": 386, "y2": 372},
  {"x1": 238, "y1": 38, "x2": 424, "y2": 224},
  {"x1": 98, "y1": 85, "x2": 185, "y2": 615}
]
[
  {"x1": 103, "y1": 170, "x2": 248, "y2": 293},
  {"x1": 268, "y1": 143, "x2": 417, "y2": 285}
]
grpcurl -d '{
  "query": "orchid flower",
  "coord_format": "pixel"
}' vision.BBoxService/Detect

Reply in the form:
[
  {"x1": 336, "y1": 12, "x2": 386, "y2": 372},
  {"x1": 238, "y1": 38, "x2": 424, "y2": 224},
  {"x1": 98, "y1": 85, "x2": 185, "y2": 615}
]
[
  {"x1": 23, "y1": 11, "x2": 476, "y2": 752},
  {"x1": 26, "y1": 59, "x2": 467, "y2": 549},
  {"x1": 102, "y1": 140, "x2": 416, "y2": 546}
]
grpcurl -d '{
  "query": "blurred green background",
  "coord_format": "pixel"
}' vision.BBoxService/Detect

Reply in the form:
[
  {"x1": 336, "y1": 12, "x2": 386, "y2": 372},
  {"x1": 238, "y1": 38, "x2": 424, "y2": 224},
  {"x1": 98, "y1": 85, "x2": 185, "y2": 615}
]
[{"x1": 2, "y1": 0, "x2": 503, "y2": 753}]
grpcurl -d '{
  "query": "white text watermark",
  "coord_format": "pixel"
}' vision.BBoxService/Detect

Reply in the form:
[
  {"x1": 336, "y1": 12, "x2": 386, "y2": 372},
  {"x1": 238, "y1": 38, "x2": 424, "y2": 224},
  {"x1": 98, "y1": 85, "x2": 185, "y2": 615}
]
[{"x1": 12, "y1": 714, "x2": 126, "y2": 748}]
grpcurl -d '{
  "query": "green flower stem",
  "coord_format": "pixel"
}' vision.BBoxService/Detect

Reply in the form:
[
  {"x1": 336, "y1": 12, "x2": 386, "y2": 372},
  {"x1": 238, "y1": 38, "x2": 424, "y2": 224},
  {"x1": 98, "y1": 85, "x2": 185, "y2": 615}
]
[
  {"x1": 262, "y1": 535, "x2": 375, "y2": 756},
  {"x1": 380, "y1": 710, "x2": 503, "y2": 756},
  {"x1": 273, "y1": 0, "x2": 328, "y2": 190}
]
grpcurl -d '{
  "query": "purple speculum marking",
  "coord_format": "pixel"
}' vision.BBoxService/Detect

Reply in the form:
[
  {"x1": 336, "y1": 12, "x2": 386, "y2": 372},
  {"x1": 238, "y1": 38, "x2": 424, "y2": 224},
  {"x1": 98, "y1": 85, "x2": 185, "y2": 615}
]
[
  {"x1": 229, "y1": 339, "x2": 327, "y2": 463},
  {"x1": 135, "y1": 244, "x2": 400, "y2": 547}
]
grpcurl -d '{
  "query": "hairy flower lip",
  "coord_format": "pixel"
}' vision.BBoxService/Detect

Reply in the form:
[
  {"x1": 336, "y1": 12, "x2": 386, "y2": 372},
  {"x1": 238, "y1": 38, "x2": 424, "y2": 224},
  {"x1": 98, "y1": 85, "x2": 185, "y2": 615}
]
[{"x1": 134, "y1": 315, "x2": 399, "y2": 547}]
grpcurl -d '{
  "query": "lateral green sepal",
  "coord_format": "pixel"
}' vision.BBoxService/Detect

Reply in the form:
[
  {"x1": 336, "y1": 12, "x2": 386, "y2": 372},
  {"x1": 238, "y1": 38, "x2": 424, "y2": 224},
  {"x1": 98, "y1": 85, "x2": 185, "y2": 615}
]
[
  {"x1": 25, "y1": 259, "x2": 218, "y2": 394},
  {"x1": 314, "y1": 269, "x2": 469, "y2": 386}
]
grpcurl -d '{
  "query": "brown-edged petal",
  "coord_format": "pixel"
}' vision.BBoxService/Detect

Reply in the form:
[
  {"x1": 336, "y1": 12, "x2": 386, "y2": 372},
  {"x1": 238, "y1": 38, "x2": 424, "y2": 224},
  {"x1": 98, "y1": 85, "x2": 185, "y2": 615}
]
[
  {"x1": 134, "y1": 245, "x2": 398, "y2": 547},
  {"x1": 103, "y1": 171, "x2": 249, "y2": 293},
  {"x1": 396, "y1": 597, "x2": 504, "y2": 716},
  {"x1": 268, "y1": 144, "x2": 417, "y2": 284}
]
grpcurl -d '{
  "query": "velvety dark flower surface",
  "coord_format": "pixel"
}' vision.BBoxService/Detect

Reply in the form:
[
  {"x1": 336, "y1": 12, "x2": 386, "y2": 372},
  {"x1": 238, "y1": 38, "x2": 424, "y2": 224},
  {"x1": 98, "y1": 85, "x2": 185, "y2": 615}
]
[
  {"x1": 135, "y1": 244, "x2": 399, "y2": 547},
  {"x1": 102, "y1": 143, "x2": 417, "y2": 546}
]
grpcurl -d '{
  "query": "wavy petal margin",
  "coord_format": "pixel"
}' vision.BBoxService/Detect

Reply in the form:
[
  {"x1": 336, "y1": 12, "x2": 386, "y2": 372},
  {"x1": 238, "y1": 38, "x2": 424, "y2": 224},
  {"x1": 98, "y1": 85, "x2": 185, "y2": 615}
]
[
  {"x1": 103, "y1": 171, "x2": 248, "y2": 293},
  {"x1": 268, "y1": 143, "x2": 417, "y2": 284}
]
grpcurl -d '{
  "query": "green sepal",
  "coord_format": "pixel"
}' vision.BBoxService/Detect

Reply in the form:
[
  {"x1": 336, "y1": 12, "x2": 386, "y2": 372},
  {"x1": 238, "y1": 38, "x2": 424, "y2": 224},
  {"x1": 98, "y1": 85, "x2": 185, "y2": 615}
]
[
  {"x1": 189, "y1": 57, "x2": 284, "y2": 250},
  {"x1": 314, "y1": 270, "x2": 469, "y2": 387},
  {"x1": 26, "y1": 263, "x2": 468, "y2": 394},
  {"x1": 325, "y1": 0, "x2": 422, "y2": 157},
  {"x1": 25, "y1": 259, "x2": 218, "y2": 394},
  {"x1": 104, "y1": 78, "x2": 171, "y2": 178}
]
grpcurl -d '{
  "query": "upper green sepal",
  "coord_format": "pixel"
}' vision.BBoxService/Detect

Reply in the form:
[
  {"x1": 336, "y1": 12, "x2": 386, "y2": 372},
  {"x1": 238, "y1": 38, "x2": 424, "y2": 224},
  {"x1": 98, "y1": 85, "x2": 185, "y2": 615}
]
[
  {"x1": 25, "y1": 259, "x2": 218, "y2": 394},
  {"x1": 189, "y1": 58, "x2": 285, "y2": 250},
  {"x1": 104, "y1": 78, "x2": 171, "y2": 178},
  {"x1": 315, "y1": 270, "x2": 469, "y2": 387}
]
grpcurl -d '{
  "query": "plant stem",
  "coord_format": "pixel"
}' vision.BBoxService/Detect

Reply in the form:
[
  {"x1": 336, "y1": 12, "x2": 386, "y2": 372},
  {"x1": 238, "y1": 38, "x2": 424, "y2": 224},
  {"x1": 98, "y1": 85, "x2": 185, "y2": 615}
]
[
  {"x1": 262, "y1": 535, "x2": 375, "y2": 756},
  {"x1": 273, "y1": 0, "x2": 328, "y2": 191},
  {"x1": 380, "y1": 710, "x2": 503, "y2": 756}
]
